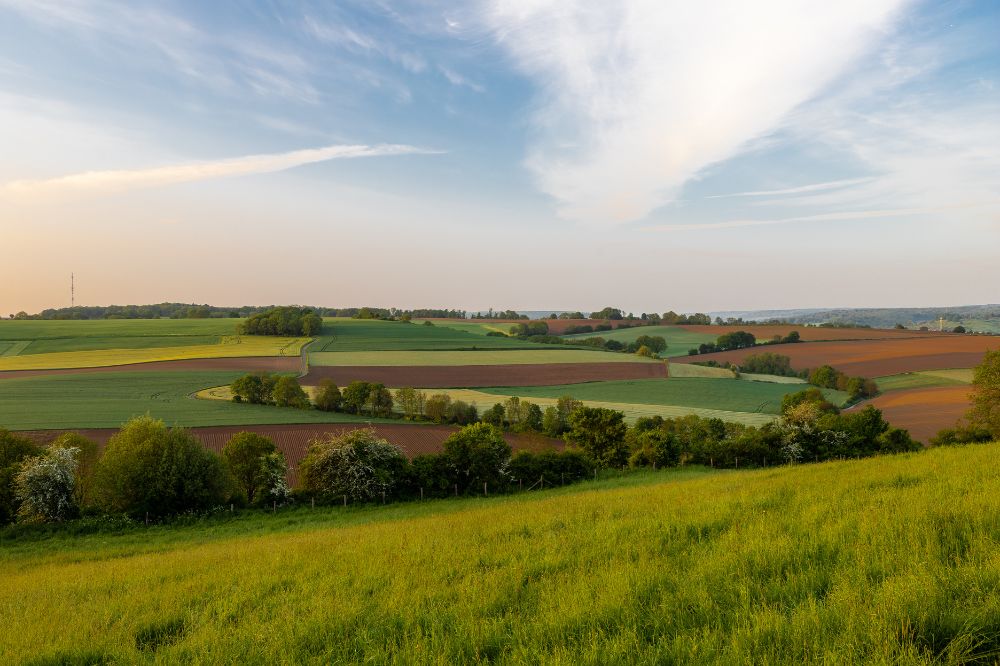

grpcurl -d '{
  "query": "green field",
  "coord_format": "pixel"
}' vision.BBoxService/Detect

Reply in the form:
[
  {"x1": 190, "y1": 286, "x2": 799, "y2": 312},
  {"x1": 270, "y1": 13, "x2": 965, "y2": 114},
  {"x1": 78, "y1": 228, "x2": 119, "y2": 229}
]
[
  {"x1": 313, "y1": 319, "x2": 543, "y2": 352},
  {"x1": 0, "y1": 372, "x2": 382, "y2": 430},
  {"x1": 562, "y1": 325, "x2": 719, "y2": 358},
  {"x1": 411, "y1": 319, "x2": 515, "y2": 336},
  {"x1": 4, "y1": 444, "x2": 1000, "y2": 663},
  {"x1": 309, "y1": 349, "x2": 657, "y2": 367},
  {"x1": 479, "y1": 378, "x2": 848, "y2": 415},
  {"x1": 876, "y1": 369, "x2": 975, "y2": 392},
  {"x1": 0, "y1": 318, "x2": 243, "y2": 341}
]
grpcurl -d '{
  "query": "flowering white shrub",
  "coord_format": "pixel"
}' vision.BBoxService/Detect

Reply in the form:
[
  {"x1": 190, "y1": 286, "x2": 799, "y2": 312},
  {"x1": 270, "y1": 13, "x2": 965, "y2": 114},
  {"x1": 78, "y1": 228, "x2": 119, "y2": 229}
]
[
  {"x1": 15, "y1": 446, "x2": 79, "y2": 522},
  {"x1": 260, "y1": 452, "x2": 290, "y2": 505},
  {"x1": 299, "y1": 429, "x2": 407, "y2": 501}
]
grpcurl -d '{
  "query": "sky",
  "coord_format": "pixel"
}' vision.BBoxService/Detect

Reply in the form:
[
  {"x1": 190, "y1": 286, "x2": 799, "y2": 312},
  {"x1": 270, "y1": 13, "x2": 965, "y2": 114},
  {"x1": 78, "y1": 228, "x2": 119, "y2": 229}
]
[{"x1": 1, "y1": 0, "x2": 998, "y2": 316}]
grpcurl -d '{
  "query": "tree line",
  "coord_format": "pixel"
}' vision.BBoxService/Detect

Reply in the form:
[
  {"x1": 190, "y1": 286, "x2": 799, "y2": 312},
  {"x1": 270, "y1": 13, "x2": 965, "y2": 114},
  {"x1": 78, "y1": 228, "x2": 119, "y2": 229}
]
[{"x1": 238, "y1": 306, "x2": 323, "y2": 336}]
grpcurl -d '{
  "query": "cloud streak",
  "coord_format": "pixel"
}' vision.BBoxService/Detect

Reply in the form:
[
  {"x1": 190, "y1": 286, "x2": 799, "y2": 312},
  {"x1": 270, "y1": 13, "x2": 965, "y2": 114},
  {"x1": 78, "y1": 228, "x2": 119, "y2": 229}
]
[
  {"x1": 2, "y1": 143, "x2": 437, "y2": 198},
  {"x1": 486, "y1": 0, "x2": 908, "y2": 224}
]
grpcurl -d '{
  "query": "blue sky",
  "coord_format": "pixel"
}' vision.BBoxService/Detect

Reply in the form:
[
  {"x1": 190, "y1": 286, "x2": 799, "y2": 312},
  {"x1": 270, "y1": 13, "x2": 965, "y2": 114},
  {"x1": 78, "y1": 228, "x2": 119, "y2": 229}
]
[{"x1": 1, "y1": 0, "x2": 998, "y2": 315}]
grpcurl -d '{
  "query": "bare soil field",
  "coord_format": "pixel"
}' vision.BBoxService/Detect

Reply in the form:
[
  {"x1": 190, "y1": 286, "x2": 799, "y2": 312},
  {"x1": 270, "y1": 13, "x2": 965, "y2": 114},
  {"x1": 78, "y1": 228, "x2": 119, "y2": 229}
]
[
  {"x1": 22, "y1": 424, "x2": 562, "y2": 484},
  {"x1": 863, "y1": 385, "x2": 973, "y2": 443},
  {"x1": 302, "y1": 361, "x2": 668, "y2": 388},
  {"x1": 673, "y1": 337, "x2": 996, "y2": 377},
  {"x1": 677, "y1": 325, "x2": 955, "y2": 342},
  {"x1": 0, "y1": 356, "x2": 301, "y2": 380}
]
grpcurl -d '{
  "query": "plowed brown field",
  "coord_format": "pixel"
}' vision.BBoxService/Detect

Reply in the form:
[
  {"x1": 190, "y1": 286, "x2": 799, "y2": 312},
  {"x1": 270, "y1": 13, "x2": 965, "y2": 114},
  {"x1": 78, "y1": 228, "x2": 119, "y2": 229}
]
[
  {"x1": 0, "y1": 356, "x2": 301, "y2": 380},
  {"x1": 302, "y1": 361, "x2": 667, "y2": 388},
  {"x1": 863, "y1": 385, "x2": 973, "y2": 443},
  {"x1": 22, "y1": 424, "x2": 562, "y2": 484},
  {"x1": 673, "y1": 337, "x2": 996, "y2": 377},
  {"x1": 677, "y1": 325, "x2": 953, "y2": 342}
]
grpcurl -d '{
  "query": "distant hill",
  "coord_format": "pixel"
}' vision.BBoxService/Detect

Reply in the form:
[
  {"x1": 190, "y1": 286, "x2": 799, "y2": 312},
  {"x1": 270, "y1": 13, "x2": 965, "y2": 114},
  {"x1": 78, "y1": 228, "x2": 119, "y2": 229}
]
[{"x1": 710, "y1": 305, "x2": 1000, "y2": 333}]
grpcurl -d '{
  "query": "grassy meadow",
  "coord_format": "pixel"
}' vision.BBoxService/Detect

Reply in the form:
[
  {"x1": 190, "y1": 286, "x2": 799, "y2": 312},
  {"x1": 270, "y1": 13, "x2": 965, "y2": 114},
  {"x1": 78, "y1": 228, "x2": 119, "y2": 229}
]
[
  {"x1": 0, "y1": 372, "x2": 383, "y2": 430},
  {"x1": 875, "y1": 369, "x2": 975, "y2": 392},
  {"x1": 4, "y1": 444, "x2": 1000, "y2": 663},
  {"x1": 478, "y1": 377, "x2": 849, "y2": 414}
]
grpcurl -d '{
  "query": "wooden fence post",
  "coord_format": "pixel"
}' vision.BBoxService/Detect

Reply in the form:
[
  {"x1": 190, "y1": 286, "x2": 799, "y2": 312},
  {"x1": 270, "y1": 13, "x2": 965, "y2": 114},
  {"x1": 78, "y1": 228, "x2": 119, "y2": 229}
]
[
  {"x1": 343, "y1": 495, "x2": 347, "y2": 507},
  {"x1": 484, "y1": 481, "x2": 488, "y2": 497}
]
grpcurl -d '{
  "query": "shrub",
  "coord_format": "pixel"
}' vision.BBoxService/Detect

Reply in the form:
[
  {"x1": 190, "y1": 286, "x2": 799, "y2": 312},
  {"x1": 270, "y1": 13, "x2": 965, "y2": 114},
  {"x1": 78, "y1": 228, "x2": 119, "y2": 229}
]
[
  {"x1": 481, "y1": 403, "x2": 506, "y2": 427},
  {"x1": 298, "y1": 429, "x2": 408, "y2": 502},
  {"x1": 563, "y1": 325, "x2": 593, "y2": 335},
  {"x1": 634, "y1": 335, "x2": 667, "y2": 354},
  {"x1": 15, "y1": 445, "x2": 80, "y2": 522},
  {"x1": 94, "y1": 417, "x2": 232, "y2": 518},
  {"x1": 447, "y1": 400, "x2": 479, "y2": 425},
  {"x1": 739, "y1": 352, "x2": 795, "y2": 377},
  {"x1": 222, "y1": 432, "x2": 279, "y2": 504},
  {"x1": 272, "y1": 376, "x2": 311, "y2": 409},
  {"x1": 442, "y1": 423, "x2": 512, "y2": 494},
  {"x1": 314, "y1": 379, "x2": 343, "y2": 412},
  {"x1": 627, "y1": 428, "x2": 680, "y2": 468},
  {"x1": 49, "y1": 433, "x2": 99, "y2": 508},
  {"x1": 0, "y1": 429, "x2": 43, "y2": 525},
  {"x1": 508, "y1": 449, "x2": 595, "y2": 486}
]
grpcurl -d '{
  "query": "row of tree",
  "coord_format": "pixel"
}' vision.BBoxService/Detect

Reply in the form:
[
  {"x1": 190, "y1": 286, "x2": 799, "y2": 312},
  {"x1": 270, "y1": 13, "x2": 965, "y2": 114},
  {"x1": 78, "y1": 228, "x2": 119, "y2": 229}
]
[{"x1": 0, "y1": 418, "x2": 290, "y2": 525}]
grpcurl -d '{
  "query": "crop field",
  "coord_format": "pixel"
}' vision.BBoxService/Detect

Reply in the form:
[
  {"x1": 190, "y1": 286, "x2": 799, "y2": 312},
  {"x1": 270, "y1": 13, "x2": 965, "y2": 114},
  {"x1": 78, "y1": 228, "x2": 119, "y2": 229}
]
[
  {"x1": 411, "y1": 320, "x2": 515, "y2": 336},
  {"x1": 0, "y1": 318, "x2": 245, "y2": 340},
  {"x1": 0, "y1": 356, "x2": 303, "y2": 381},
  {"x1": 303, "y1": 361, "x2": 669, "y2": 389},
  {"x1": 674, "y1": 336, "x2": 997, "y2": 377},
  {"x1": 562, "y1": 325, "x2": 719, "y2": 357},
  {"x1": 667, "y1": 362, "x2": 735, "y2": 378},
  {"x1": 477, "y1": 378, "x2": 848, "y2": 414},
  {"x1": 312, "y1": 319, "x2": 541, "y2": 352},
  {"x1": 309, "y1": 349, "x2": 656, "y2": 366},
  {"x1": 412, "y1": 388, "x2": 777, "y2": 427},
  {"x1": 0, "y1": 372, "x2": 382, "y2": 430},
  {"x1": 677, "y1": 324, "x2": 950, "y2": 341},
  {"x1": 0, "y1": 336, "x2": 308, "y2": 371},
  {"x1": 865, "y1": 385, "x2": 974, "y2": 443},
  {"x1": 875, "y1": 369, "x2": 974, "y2": 392},
  {"x1": 5, "y1": 444, "x2": 1000, "y2": 663}
]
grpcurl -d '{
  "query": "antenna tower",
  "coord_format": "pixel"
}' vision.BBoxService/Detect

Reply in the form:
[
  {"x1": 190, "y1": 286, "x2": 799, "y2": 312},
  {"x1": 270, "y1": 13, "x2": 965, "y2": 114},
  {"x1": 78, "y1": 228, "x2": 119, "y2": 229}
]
[{"x1": 71, "y1": 273, "x2": 74, "y2": 308}]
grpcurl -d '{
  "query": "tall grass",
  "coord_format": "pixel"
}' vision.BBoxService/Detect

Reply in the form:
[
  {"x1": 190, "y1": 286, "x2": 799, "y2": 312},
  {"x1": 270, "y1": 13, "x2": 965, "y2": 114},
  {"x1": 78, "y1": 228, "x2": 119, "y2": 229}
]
[{"x1": 3, "y1": 445, "x2": 1000, "y2": 664}]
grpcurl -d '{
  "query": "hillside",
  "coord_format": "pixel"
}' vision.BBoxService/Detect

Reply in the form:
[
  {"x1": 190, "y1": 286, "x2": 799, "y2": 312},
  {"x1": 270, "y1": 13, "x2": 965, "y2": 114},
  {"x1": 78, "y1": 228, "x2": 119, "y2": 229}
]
[
  {"x1": 713, "y1": 305, "x2": 1000, "y2": 333},
  {"x1": 4, "y1": 444, "x2": 1000, "y2": 664}
]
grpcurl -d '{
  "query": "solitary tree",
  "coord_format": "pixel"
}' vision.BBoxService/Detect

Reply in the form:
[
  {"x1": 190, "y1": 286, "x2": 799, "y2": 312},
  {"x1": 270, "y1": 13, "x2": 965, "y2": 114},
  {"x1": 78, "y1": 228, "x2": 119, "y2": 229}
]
[
  {"x1": 314, "y1": 379, "x2": 343, "y2": 412},
  {"x1": 299, "y1": 429, "x2": 407, "y2": 502},
  {"x1": 566, "y1": 407, "x2": 629, "y2": 468},
  {"x1": 969, "y1": 349, "x2": 1000, "y2": 437},
  {"x1": 222, "y1": 432, "x2": 278, "y2": 505}
]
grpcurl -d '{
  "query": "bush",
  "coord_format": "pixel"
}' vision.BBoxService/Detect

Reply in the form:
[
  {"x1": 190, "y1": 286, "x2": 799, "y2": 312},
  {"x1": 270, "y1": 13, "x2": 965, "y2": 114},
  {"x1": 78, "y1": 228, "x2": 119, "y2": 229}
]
[
  {"x1": 298, "y1": 429, "x2": 408, "y2": 502},
  {"x1": 481, "y1": 403, "x2": 506, "y2": 427},
  {"x1": 739, "y1": 352, "x2": 796, "y2": 377},
  {"x1": 394, "y1": 387, "x2": 426, "y2": 420},
  {"x1": 424, "y1": 393, "x2": 452, "y2": 423},
  {"x1": 15, "y1": 445, "x2": 80, "y2": 522},
  {"x1": 0, "y1": 430, "x2": 44, "y2": 525},
  {"x1": 314, "y1": 379, "x2": 343, "y2": 412},
  {"x1": 94, "y1": 417, "x2": 232, "y2": 518},
  {"x1": 442, "y1": 423, "x2": 512, "y2": 494},
  {"x1": 50, "y1": 433, "x2": 98, "y2": 508},
  {"x1": 272, "y1": 376, "x2": 310, "y2": 409},
  {"x1": 508, "y1": 449, "x2": 595, "y2": 486},
  {"x1": 563, "y1": 325, "x2": 593, "y2": 335},
  {"x1": 447, "y1": 400, "x2": 479, "y2": 425},
  {"x1": 627, "y1": 428, "x2": 680, "y2": 468}
]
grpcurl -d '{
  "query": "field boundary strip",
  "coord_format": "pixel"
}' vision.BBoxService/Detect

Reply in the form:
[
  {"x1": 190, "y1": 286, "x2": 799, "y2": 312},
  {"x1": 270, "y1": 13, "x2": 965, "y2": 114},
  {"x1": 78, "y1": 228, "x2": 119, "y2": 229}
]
[{"x1": 308, "y1": 350, "x2": 662, "y2": 367}]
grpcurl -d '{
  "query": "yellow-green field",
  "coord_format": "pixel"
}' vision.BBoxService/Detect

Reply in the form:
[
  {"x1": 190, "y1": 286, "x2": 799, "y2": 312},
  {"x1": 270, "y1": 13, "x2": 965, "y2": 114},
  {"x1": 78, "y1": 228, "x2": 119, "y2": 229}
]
[
  {"x1": 308, "y1": 349, "x2": 661, "y2": 367},
  {"x1": 667, "y1": 362, "x2": 735, "y2": 379},
  {"x1": 412, "y1": 388, "x2": 776, "y2": 426},
  {"x1": 875, "y1": 368, "x2": 975, "y2": 392},
  {"x1": 4, "y1": 444, "x2": 1000, "y2": 663},
  {"x1": 0, "y1": 337, "x2": 308, "y2": 371}
]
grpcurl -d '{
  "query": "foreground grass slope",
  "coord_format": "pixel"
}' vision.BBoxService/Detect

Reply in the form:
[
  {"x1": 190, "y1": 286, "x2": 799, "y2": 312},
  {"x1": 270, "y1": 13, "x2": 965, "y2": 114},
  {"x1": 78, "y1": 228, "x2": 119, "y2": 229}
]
[{"x1": 4, "y1": 444, "x2": 1000, "y2": 663}]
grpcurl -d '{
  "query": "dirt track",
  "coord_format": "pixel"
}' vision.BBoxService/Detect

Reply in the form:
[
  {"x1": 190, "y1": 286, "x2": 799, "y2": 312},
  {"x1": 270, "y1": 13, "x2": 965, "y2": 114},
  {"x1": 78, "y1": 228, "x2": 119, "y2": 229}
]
[
  {"x1": 21, "y1": 423, "x2": 562, "y2": 484},
  {"x1": 865, "y1": 385, "x2": 973, "y2": 443},
  {"x1": 673, "y1": 337, "x2": 996, "y2": 377},
  {"x1": 0, "y1": 356, "x2": 301, "y2": 380},
  {"x1": 302, "y1": 361, "x2": 667, "y2": 388}
]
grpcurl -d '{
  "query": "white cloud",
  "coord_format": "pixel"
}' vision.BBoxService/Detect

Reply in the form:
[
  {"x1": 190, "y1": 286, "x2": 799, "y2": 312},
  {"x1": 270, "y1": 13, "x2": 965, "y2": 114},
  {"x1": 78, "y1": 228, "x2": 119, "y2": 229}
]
[
  {"x1": 439, "y1": 66, "x2": 485, "y2": 92},
  {"x1": 486, "y1": 0, "x2": 908, "y2": 223},
  {"x1": 706, "y1": 177, "x2": 875, "y2": 199},
  {"x1": 2, "y1": 144, "x2": 438, "y2": 199}
]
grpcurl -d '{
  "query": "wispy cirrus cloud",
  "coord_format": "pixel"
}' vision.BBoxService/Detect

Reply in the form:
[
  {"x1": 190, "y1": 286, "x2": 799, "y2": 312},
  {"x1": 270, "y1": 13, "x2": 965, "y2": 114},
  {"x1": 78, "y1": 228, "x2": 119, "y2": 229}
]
[
  {"x1": 2, "y1": 144, "x2": 438, "y2": 198},
  {"x1": 486, "y1": 0, "x2": 909, "y2": 224}
]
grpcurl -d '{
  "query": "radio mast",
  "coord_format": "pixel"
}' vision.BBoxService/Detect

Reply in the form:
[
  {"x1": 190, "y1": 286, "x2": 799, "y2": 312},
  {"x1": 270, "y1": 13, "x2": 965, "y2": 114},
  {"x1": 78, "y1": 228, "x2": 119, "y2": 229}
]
[{"x1": 71, "y1": 273, "x2": 74, "y2": 308}]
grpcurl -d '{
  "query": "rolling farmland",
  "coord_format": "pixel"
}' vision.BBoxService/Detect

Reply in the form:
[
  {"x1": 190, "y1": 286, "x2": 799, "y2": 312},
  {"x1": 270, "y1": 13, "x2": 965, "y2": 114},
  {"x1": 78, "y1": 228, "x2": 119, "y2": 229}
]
[{"x1": 309, "y1": 349, "x2": 657, "y2": 366}]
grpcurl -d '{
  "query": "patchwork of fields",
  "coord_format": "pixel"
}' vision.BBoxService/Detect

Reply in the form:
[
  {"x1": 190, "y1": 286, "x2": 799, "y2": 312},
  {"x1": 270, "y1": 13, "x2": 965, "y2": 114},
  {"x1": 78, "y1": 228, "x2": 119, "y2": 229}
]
[{"x1": 0, "y1": 317, "x2": 992, "y2": 444}]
